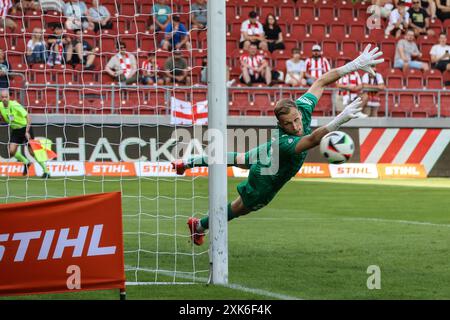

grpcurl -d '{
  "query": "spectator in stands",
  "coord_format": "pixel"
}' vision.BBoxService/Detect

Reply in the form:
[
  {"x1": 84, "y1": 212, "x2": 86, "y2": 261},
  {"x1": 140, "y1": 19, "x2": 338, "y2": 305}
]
[
  {"x1": 63, "y1": 0, "x2": 94, "y2": 31},
  {"x1": 141, "y1": 54, "x2": 164, "y2": 85},
  {"x1": 436, "y1": 0, "x2": 450, "y2": 22},
  {"x1": 0, "y1": 49, "x2": 9, "y2": 89},
  {"x1": 87, "y1": 0, "x2": 113, "y2": 33},
  {"x1": 47, "y1": 24, "x2": 73, "y2": 66},
  {"x1": 39, "y1": 0, "x2": 65, "y2": 12},
  {"x1": 105, "y1": 42, "x2": 138, "y2": 84},
  {"x1": 421, "y1": 0, "x2": 437, "y2": 20},
  {"x1": 150, "y1": 0, "x2": 172, "y2": 33},
  {"x1": 385, "y1": 0, "x2": 410, "y2": 38},
  {"x1": 163, "y1": 50, "x2": 190, "y2": 85},
  {"x1": 239, "y1": 43, "x2": 272, "y2": 86},
  {"x1": 71, "y1": 29, "x2": 95, "y2": 70},
  {"x1": 240, "y1": 11, "x2": 268, "y2": 51},
  {"x1": 161, "y1": 15, "x2": 192, "y2": 51},
  {"x1": 191, "y1": 0, "x2": 207, "y2": 30},
  {"x1": 430, "y1": 32, "x2": 450, "y2": 72},
  {"x1": 263, "y1": 14, "x2": 285, "y2": 53},
  {"x1": 361, "y1": 66, "x2": 385, "y2": 117},
  {"x1": 409, "y1": 0, "x2": 435, "y2": 37},
  {"x1": 285, "y1": 48, "x2": 306, "y2": 87},
  {"x1": 370, "y1": 0, "x2": 395, "y2": 19},
  {"x1": 0, "y1": 0, "x2": 17, "y2": 32},
  {"x1": 304, "y1": 44, "x2": 331, "y2": 86},
  {"x1": 336, "y1": 59, "x2": 365, "y2": 116},
  {"x1": 26, "y1": 28, "x2": 47, "y2": 64},
  {"x1": 394, "y1": 28, "x2": 430, "y2": 71},
  {"x1": 12, "y1": 0, "x2": 39, "y2": 14}
]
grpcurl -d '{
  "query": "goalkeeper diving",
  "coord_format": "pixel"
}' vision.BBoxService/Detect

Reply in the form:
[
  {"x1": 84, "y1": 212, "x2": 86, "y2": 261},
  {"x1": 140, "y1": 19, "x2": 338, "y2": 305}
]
[
  {"x1": 172, "y1": 44, "x2": 384, "y2": 246},
  {"x1": 0, "y1": 90, "x2": 50, "y2": 178}
]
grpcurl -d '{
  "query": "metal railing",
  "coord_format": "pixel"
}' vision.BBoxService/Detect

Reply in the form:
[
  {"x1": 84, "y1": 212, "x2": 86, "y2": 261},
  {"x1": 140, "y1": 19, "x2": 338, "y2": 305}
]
[{"x1": 9, "y1": 83, "x2": 450, "y2": 118}]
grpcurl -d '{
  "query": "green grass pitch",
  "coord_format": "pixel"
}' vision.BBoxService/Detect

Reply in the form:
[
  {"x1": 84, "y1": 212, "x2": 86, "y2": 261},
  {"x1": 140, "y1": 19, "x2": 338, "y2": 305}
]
[{"x1": 1, "y1": 177, "x2": 449, "y2": 300}]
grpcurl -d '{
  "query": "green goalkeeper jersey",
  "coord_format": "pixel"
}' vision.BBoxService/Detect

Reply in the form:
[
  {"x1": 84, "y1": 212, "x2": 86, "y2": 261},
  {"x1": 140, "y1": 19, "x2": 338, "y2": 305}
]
[
  {"x1": 0, "y1": 100, "x2": 28, "y2": 130},
  {"x1": 245, "y1": 93, "x2": 317, "y2": 190}
]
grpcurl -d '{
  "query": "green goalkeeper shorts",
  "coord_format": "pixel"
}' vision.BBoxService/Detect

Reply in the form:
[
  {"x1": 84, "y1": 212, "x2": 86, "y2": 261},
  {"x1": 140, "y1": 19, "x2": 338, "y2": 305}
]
[{"x1": 236, "y1": 166, "x2": 280, "y2": 212}]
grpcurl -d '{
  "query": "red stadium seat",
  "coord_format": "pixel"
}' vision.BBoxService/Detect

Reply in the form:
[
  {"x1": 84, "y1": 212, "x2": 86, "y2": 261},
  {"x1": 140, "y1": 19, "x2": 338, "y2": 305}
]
[
  {"x1": 406, "y1": 75, "x2": 423, "y2": 88},
  {"x1": 322, "y1": 40, "x2": 339, "y2": 57},
  {"x1": 298, "y1": 5, "x2": 315, "y2": 23},
  {"x1": 301, "y1": 40, "x2": 317, "y2": 56},
  {"x1": 271, "y1": 50, "x2": 290, "y2": 69},
  {"x1": 348, "y1": 24, "x2": 366, "y2": 40},
  {"x1": 279, "y1": 4, "x2": 298, "y2": 21},
  {"x1": 314, "y1": 91, "x2": 332, "y2": 116},
  {"x1": 336, "y1": 7, "x2": 354, "y2": 24},
  {"x1": 238, "y1": 4, "x2": 256, "y2": 20},
  {"x1": 120, "y1": 3, "x2": 136, "y2": 16},
  {"x1": 341, "y1": 40, "x2": 358, "y2": 56},
  {"x1": 386, "y1": 75, "x2": 404, "y2": 88},
  {"x1": 260, "y1": 5, "x2": 276, "y2": 19},
  {"x1": 251, "y1": 92, "x2": 272, "y2": 108},
  {"x1": 414, "y1": 93, "x2": 437, "y2": 117},
  {"x1": 283, "y1": 39, "x2": 299, "y2": 52},
  {"x1": 329, "y1": 23, "x2": 347, "y2": 41},
  {"x1": 380, "y1": 40, "x2": 397, "y2": 61},
  {"x1": 317, "y1": 6, "x2": 335, "y2": 22},
  {"x1": 425, "y1": 71, "x2": 444, "y2": 89},
  {"x1": 289, "y1": 23, "x2": 307, "y2": 39},
  {"x1": 309, "y1": 24, "x2": 327, "y2": 41},
  {"x1": 230, "y1": 91, "x2": 251, "y2": 108},
  {"x1": 440, "y1": 93, "x2": 450, "y2": 117}
]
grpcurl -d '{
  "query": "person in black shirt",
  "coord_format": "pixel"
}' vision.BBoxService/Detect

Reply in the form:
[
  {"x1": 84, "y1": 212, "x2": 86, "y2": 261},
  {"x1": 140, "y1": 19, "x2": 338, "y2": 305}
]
[
  {"x1": 409, "y1": 0, "x2": 435, "y2": 36},
  {"x1": 0, "y1": 49, "x2": 10, "y2": 89},
  {"x1": 263, "y1": 14, "x2": 285, "y2": 53},
  {"x1": 71, "y1": 29, "x2": 96, "y2": 69}
]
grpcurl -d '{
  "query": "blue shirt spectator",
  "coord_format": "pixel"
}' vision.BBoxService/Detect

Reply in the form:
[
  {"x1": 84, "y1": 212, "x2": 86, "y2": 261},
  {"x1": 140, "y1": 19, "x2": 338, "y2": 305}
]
[{"x1": 161, "y1": 16, "x2": 191, "y2": 51}]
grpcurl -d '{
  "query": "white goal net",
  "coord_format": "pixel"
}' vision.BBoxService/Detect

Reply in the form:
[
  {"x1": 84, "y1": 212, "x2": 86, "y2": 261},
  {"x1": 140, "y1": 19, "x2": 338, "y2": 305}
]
[{"x1": 0, "y1": 0, "x2": 213, "y2": 285}]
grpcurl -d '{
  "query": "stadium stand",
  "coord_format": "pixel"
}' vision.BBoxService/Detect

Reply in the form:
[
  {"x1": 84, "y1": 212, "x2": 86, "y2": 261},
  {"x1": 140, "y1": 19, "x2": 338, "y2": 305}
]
[{"x1": 0, "y1": 0, "x2": 448, "y2": 117}]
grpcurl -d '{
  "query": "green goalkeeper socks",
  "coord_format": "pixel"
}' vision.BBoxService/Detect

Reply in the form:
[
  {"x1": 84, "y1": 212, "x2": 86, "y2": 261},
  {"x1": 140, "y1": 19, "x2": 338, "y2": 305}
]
[
  {"x1": 199, "y1": 202, "x2": 236, "y2": 231},
  {"x1": 14, "y1": 148, "x2": 29, "y2": 164},
  {"x1": 185, "y1": 152, "x2": 240, "y2": 169}
]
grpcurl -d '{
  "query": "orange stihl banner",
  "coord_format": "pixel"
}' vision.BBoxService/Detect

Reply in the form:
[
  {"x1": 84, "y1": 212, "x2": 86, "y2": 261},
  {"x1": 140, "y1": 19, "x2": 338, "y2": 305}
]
[
  {"x1": 0, "y1": 192, "x2": 125, "y2": 296},
  {"x1": 0, "y1": 162, "x2": 429, "y2": 179},
  {"x1": 296, "y1": 163, "x2": 330, "y2": 178},
  {"x1": 377, "y1": 164, "x2": 427, "y2": 179}
]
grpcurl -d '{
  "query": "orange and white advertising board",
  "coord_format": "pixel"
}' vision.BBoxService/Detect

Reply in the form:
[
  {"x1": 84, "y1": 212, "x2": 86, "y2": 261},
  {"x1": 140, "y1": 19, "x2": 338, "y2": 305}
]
[
  {"x1": 329, "y1": 163, "x2": 379, "y2": 179},
  {"x1": 85, "y1": 162, "x2": 136, "y2": 176},
  {"x1": 0, "y1": 192, "x2": 125, "y2": 296},
  {"x1": 0, "y1": 162, "x2": 36, "y2": 177},
  {"x1": 296, "y1": 163, "x2": 330, "y2": 178},
  {"x1": 34, "y1": 161, "x2": 85, "y2": 177},
  {"x1": 377, "y1": 164, "x2": 427, "y2": 179},
  {"x1": 135, "y1": 162, "x2": 178, "y2": 177}
]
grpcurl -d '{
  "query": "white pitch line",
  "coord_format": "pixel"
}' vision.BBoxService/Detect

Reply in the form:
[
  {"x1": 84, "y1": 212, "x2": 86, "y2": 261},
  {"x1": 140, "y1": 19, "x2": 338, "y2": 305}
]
[
  {"x1": 124, "y1": 266, "x2": 302, "y2": 300},
  {"x1": 245, "y1": 216, "x2": 450, "y2": 229}
]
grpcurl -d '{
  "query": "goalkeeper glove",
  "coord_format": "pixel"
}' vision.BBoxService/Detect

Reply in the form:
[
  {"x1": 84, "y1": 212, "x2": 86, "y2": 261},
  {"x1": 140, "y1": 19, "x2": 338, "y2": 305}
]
[
  {"x1": 326, "y1": 97, "x2": 363, "y2": 132},
  {"x1": 338, "y1": 44, "x2": 384, "y2": 77}
]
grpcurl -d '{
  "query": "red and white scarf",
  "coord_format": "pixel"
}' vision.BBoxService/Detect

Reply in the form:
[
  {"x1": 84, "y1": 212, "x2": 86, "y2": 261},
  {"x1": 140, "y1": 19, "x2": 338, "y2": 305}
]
[
  {"x1": 0, "y1": 0, "x2": 12, "y2": 18},
  {"x1": 119, "y1": 53, "x2": 132, "y2": 79}
]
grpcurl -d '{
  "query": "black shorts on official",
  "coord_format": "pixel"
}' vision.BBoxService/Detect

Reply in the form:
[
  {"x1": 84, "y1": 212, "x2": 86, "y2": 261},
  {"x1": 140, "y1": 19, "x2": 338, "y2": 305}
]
[{"x1": 10, "y1": 127, "x2": 34, "y2": 145}]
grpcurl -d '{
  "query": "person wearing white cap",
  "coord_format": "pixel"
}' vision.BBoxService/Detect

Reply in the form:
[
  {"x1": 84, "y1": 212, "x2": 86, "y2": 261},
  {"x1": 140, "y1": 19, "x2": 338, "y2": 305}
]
[{"x1": 304, "y1": 44, "x2": 331, "y2": 86}]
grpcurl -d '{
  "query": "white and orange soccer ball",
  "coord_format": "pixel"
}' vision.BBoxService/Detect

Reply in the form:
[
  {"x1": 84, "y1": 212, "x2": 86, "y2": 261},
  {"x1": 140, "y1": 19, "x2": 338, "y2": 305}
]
[{"x1": 320, "y1": 131, "x2": 355, "y2": 164}]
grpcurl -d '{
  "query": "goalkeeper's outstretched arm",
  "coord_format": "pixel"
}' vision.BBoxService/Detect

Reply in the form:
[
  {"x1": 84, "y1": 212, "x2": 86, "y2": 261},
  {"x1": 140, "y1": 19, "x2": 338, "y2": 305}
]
[
  {"x1": 307, "y1": 44, "x2": 384, "y2": 101},
  {"x1": 294, "y1": 97, "x2": 363, "y2": 154}
]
